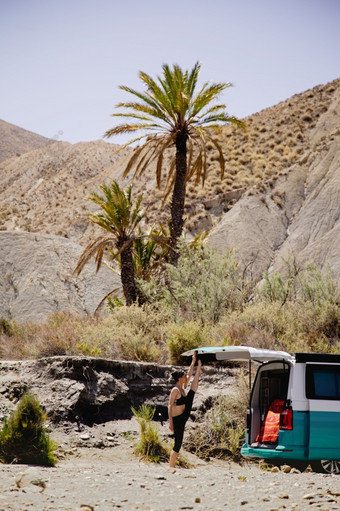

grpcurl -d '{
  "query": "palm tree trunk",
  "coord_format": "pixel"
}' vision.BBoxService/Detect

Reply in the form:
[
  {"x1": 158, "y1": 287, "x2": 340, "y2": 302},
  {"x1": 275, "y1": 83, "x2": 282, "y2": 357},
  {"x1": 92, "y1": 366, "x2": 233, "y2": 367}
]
[
  {"x1": 169, "y1": 134, "x2": 187, "y2": 264},
  {"x1": 119, "y1": 240, "x2": 139, "y2": 305}
]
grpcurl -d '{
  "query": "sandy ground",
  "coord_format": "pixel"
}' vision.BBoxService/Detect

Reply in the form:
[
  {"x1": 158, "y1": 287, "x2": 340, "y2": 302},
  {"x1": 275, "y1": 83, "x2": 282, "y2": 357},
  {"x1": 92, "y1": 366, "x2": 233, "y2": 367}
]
[{"x1": 0, "y1": 420, "x2": 339, "y2": 511}]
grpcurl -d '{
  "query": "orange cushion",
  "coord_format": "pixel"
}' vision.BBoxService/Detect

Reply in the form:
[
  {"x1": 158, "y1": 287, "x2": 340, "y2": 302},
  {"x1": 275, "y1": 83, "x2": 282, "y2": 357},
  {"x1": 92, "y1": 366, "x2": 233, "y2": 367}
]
[{"x1": 256, "y1": 399, "x2": 285, "y2": 443}]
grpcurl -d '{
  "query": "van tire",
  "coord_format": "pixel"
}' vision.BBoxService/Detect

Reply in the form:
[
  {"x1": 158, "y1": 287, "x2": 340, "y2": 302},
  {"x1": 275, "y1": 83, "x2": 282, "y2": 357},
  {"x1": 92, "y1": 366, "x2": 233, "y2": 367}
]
[{"x1": 311, "y1": 460, "x2": 340, "y2": 475}]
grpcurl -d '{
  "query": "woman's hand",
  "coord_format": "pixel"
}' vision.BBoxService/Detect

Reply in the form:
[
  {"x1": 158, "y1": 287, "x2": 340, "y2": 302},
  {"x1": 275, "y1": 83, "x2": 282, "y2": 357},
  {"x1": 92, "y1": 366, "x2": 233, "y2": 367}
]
[{"x1": 169, "y1": 420, "x2": 174, "y2": 432}]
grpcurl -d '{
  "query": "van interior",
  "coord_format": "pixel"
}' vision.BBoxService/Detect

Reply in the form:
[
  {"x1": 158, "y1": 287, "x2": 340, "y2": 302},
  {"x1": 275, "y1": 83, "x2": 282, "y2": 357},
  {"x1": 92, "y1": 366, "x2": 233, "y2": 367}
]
[{"x1": 249, "y1": 362, "x2": 290, "y2": 447}]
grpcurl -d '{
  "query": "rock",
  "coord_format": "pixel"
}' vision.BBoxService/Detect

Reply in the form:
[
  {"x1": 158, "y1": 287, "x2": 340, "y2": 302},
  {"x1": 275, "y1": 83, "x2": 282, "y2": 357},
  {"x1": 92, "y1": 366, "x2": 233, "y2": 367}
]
[
  {"x1": 15, "y1": 468, "x2": 46, "y2": 491},
  {"x1": 303, "y1": 493, "x2": 318, "y2": 500},
  {"x1": 280, "y1": 464, "x2": 292, "y2": 473},
  {"x1": 278, "y1": 493, "x2": 289, "y2": 499},
  {"x1": 0, "y1": 231, "x2": 121, "y2": 323},
  {"x1": 0, "y1": 119, "x2": 55, "y2": 164}
]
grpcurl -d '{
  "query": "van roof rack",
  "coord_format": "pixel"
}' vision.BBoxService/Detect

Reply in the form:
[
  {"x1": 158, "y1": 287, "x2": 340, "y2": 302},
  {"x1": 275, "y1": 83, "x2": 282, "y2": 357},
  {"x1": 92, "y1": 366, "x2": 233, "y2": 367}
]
[{"x1": 295, "y1": 353, "x2": 340, "y2": 363}]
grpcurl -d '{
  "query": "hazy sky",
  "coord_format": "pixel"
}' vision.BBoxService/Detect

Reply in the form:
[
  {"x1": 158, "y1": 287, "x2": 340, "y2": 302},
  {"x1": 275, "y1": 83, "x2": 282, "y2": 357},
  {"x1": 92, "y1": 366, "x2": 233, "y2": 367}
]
[{"x1": 1, "y1": 0, "x2": 339, "y2": 145}]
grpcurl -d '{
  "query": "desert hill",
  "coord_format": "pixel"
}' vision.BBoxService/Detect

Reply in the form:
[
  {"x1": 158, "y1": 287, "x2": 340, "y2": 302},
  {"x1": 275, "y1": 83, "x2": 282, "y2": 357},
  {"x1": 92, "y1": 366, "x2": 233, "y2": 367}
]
[
  {"x1": 0, "y1": 119, "x2": 56, "y2": 164},
  {"x1": 0, "y1": 78, "x2": 339, "y2": 322}
]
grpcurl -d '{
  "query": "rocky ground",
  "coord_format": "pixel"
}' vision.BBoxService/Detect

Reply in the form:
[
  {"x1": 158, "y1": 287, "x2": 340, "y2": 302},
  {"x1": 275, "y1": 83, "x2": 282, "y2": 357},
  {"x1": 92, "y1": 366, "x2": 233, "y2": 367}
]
[{"x1": 0, "y1": 418, "x2": 339, "y2": 511}]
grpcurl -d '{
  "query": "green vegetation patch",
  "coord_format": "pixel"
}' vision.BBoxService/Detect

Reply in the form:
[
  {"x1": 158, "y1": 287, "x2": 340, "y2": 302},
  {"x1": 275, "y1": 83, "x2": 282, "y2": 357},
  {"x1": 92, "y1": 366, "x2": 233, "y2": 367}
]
[{"x1": 0, "y1": 392, "x2": 57, "y2": 466}]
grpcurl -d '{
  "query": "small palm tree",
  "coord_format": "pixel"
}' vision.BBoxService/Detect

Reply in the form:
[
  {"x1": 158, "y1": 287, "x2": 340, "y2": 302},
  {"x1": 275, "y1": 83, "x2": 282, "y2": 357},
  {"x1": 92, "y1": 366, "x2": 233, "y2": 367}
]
[
  {"x1": 105, "y1": 62, "x2": 245, "y2": 263},
  {"x1": 74, "y1": 181, "x2": 144, "y2": 305},
  {"x1": 132, "y1": 222, "x2": 171, "y2": 283}
]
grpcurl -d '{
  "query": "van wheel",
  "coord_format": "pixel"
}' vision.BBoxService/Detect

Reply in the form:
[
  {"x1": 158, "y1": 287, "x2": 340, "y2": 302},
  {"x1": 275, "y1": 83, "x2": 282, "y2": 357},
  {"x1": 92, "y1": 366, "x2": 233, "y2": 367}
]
[{"x1": 311, "y1": 460, "x2": 340, "y2": 474}]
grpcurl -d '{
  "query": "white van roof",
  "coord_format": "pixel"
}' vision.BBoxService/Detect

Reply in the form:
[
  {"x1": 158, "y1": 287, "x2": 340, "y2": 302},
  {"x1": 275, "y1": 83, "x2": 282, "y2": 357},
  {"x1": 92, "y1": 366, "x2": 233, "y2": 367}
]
[{"x1": 182, "y1": 346, "x2": 294, "y2": 363}]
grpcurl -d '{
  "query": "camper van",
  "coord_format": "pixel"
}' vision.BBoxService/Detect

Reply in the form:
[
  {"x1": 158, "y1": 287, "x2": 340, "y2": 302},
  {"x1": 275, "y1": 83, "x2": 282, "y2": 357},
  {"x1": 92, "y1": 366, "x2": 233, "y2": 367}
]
[{"x1": 182, "y1": 346, "x2": 340, "y2": 474}]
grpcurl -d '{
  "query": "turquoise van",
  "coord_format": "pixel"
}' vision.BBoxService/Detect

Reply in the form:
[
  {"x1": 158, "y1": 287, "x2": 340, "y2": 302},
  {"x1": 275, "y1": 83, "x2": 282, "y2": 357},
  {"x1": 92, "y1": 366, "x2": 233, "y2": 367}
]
[{"x1": 182, "y1": 346, "x2": 340, "y2": 474}]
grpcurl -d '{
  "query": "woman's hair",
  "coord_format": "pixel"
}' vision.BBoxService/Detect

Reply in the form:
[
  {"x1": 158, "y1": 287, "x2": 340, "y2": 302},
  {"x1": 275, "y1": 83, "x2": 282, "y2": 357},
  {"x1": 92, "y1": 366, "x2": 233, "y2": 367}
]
[{"x1": 172, "y1": 370, "x2": 185, "y2": 383}]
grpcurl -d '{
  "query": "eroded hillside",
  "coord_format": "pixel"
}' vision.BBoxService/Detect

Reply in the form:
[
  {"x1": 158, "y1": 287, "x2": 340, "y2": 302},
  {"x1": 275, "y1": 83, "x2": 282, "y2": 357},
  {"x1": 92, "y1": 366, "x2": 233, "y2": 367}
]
[{"x1": 0, "y1": 79, "x2": 339, "y2": 246}]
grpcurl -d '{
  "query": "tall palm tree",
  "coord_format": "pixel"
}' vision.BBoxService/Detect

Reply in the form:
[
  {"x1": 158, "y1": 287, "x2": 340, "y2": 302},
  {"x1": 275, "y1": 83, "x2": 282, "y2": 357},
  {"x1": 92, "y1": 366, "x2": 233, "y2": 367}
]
[
  {"x1": 105, "y1": 62, "x2": 245, "y2": 263},
  {"x1": 74, "y1": 181, "x2": 144, "y2": 305}
]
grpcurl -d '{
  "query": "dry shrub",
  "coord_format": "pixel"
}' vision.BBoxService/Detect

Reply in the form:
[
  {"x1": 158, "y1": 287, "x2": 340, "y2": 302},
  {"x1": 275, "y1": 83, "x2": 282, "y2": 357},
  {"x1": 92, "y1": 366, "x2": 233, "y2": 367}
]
[
  {"x1": 0, "y1": 314, "x2": 78, "y2": 359},
  {"x1": 0, "y1": 307, "x2": 169, "y2": 363},
  {"x1": 185, "y1": 373, "x2": 249, "y2": 460},
  {"x1": 77, "y1": 304, "x2": 170, "y2": 363},
  {"x1": 166, "y1": 321, "x2": 210, "y2": 364},
  {"x1": 224, "y1": 299, "x2": 340, "y2": 354},
  {"x1": 221, "y1": 316, "x2": 278, "y2": 350}
]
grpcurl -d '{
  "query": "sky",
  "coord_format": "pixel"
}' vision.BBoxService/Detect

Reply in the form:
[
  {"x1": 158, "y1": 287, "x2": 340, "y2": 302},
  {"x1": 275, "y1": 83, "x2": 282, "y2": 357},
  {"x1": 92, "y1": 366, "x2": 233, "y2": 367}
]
[{"x1": 1, "y1": 0, "x2": 339, "y2": 145}]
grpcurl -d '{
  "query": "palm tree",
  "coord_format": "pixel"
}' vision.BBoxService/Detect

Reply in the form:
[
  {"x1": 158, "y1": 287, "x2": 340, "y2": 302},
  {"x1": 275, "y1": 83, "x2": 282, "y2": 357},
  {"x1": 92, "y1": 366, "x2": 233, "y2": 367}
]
[
  {"x1": 74, "y1": 181, "x2": 144, "y2": 305},
  {"x1": 133, "y1": 225, "x2": 168, "y2": 281},
  {"x1": 105, "y1": 62, "x2": 245, "y2": 263}
]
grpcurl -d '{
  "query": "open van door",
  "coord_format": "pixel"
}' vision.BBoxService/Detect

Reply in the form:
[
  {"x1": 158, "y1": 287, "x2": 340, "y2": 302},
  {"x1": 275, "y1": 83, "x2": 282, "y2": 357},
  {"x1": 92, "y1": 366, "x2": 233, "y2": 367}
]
[
  {"x1": 182, "y1": 346, "x2": 293, "y2": 386},
  {"x1": 182, "y1": 346, "x2": 293, "y2": 363}
]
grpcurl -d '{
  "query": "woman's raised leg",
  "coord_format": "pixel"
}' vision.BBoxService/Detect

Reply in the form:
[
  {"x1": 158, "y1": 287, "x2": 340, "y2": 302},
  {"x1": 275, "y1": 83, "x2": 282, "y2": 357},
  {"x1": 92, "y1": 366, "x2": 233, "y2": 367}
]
[{"x1": 190, "y1": 360, "x2": 203, "y2": 392}]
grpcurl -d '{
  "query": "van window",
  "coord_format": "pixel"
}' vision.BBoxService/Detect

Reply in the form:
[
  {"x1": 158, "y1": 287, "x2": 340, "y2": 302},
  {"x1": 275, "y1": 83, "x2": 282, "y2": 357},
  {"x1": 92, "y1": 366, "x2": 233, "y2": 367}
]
[
  {"x1": 258, "y1": 368, "x2": 289, "y2": 420},
  {"x1": 306, "y1": 364, "x2": 340, "y2": 400}
]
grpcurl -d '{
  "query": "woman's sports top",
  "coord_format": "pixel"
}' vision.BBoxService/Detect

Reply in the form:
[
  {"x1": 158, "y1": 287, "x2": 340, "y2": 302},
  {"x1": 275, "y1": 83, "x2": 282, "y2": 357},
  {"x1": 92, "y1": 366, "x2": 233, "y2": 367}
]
[{"x1": 175, "y1": 394, "x2": 187, "y2": 406}]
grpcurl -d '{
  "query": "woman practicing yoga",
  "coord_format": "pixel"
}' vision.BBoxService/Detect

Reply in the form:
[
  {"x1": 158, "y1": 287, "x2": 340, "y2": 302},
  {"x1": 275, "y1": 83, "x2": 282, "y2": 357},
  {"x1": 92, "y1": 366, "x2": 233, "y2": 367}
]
[{"x1": 168, "y1": 352, "x2": 203, "y2": 468}]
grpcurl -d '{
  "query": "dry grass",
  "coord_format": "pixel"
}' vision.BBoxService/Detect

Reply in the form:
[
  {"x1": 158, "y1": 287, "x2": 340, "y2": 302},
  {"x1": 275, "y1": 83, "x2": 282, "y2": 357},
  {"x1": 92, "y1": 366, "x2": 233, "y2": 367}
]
[{"x1": 184, "y1": 372, "x2": 249, "y2": 460}]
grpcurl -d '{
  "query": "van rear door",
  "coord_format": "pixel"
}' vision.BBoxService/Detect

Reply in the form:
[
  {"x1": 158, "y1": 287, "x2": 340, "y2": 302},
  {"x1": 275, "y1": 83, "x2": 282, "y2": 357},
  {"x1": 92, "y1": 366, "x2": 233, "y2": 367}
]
[{"x1": 182, "y1": 346, "x2": 293, "y2": 363}]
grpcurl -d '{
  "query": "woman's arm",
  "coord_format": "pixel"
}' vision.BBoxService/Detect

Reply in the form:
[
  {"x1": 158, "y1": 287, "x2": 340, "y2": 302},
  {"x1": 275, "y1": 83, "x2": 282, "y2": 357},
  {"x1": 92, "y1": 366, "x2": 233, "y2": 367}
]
[{"x1": 168, "y1": 387, "x2": 179, "y2": 431}]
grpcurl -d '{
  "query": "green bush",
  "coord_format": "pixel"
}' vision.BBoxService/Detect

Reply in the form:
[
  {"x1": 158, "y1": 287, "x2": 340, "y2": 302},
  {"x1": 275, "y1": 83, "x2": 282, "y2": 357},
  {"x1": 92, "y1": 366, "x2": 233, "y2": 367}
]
[
  {"x1": 0, "y1": 392, "x2": 57, "y2": 466},
  {"x1": 259, "y1": 271, "x2": 292, "y2": 304},
  {"x1": 131, "y1": 404, "x2": 169, "y2": 463},
  {"x1": 299, "y1": 262, "x2": 340, "y2": 306},
  {"x1": 140, "y1": 240, "x2": 244, "y2": 324},
  {"x1": 259, "y1": 260, "x2": 340, "y2": 308},
  {"x1": 1, "y1": 255, "x2": 339, "y2": 365},
  {"x1": 0, "y1": 318, "x2": 14, "y2": 336}
]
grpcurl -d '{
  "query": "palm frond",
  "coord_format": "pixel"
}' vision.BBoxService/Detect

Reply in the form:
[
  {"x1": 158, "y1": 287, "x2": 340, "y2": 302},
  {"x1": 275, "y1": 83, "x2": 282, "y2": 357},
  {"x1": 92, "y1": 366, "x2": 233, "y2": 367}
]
[
  {"x1": 118, "y1": 84, "x2": 167, "y2": 115},
  {"x1": 122, "y1": 144, "x2": 150, "y2": 178},
  {"x1": 186, "y1": 61, "x2": 201, "y2": 98},
  {"x1": 162, "y1": 157, "x2": 176, "y2": 201},
  {"x1": 138, "y1": 69, "x2": 178, "y2": 121},
  {"x1": 205, "y1": 133, "x2": 226, "y2": 178},
  {"x1": 73, "y1": 235, "x2": 114, "y2": 275},
  {"x1": 154, "y1": 136, "x2": 174, "y2": 188},
  {"x1": 93, "y1": 287, "x2": 122, "y2": 315}
]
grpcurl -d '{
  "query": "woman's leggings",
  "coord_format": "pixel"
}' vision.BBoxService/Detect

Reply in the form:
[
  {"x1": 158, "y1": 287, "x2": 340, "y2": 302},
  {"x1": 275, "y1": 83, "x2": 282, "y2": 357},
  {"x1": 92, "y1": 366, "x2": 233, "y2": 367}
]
[{"x1": 172, "y1": 389, "x2": 195, "y2": 453}]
